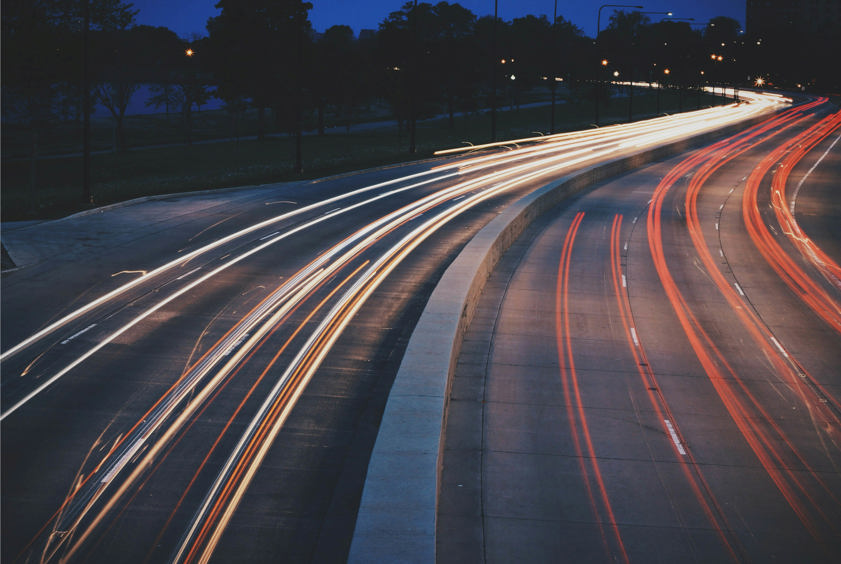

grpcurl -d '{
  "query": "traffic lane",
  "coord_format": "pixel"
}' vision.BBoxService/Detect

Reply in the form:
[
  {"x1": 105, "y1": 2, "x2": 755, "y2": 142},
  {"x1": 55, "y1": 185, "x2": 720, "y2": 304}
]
[
  {"x1": 1, "y1": 104, "x2": 771, "y2": 366},
  {"x1": 1, "y1": 100, "x2": 772, "y2": 357},
  {"x1": 0, "y1": 165, "x2": 556, "y2": 562},
  {"x1": 0, "y1": 157, "x2": 449, "y2": 352},
  {"x1": 714, "y1": 126, "x2": 841, "y2": 398},
  {"x1": 3, "y1": 144, "x2": 544, "y2": 560},
  {"x1": 1, "y1": 99, "x2": 796, "y2": 560},
  {"x1": 179, "y1": 185, "x2": 583, "y2": 562},
  {"x1": 791, "y1": 127, "x2": 841, "y2": 269},
  {"x1": 441, "y1": 158, "x2": 742, "y2": 562},
  {"x1": 1, "y1": 128, "x2": 667, "y2": 417},
  {"x1": 636, "y1": 127, "x2": 841, "y2": 556},
  {"x1": 439, "y1": 142, "x2": 841, "y2": 562},
  {"x1": 0, "y1": 155, "x2": 495, "y2": 413}
]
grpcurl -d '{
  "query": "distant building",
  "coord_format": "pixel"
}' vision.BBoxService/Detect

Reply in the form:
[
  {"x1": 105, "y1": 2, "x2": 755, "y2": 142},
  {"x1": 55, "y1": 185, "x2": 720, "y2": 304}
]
[
  {"x1": 746, "y1": 0, "x2": 841, "y2": 38},
  {"x1": 746, "y1": 0, "x2": 841, "y2": 89}
]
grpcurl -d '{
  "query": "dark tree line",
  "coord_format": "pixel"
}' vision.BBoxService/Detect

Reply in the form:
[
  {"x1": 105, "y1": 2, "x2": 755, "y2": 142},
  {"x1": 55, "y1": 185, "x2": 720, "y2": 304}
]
[
  {"x1": 2, "y1": 0, "x2": 206, "y2": 152},
  {"x1": 4, "y1": 1, "x2": 837, "y2": 162}
]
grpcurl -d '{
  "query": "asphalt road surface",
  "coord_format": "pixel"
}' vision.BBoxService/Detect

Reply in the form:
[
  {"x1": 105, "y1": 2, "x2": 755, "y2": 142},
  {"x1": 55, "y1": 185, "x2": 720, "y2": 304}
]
[
  {"x1": 0, "y1": 91, "x2": 821, "y2": 563},
  {"x1": 438, "y1": 98, "x2": 841, "y2": 562}
]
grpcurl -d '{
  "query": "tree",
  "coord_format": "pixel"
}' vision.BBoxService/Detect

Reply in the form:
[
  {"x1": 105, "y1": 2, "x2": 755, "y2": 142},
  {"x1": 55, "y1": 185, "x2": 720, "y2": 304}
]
[
  {"x1": 206, "y1": 0, "x2": 313, "y2": 141},
  {"x1": 174, "y1": 38, "x2": 213, "y2": 145},
  {"x1": 312, "y1": 25, "x2": 358, "y2": 135},
  {"x1": 1, "y1": 0, "x2": 137, "y2": 208},
  {"x1": 508, "y1": 15, "x2": 553, "y2": 108},
  {"x1": 432, "y1": 2, "x2": 479, "y2": 127}
]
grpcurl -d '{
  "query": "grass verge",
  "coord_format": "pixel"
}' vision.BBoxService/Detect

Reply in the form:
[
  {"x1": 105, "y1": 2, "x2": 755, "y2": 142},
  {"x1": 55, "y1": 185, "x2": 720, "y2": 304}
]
[{"x1": 2, "y1": 89, "x2": 726, "y2": 221}]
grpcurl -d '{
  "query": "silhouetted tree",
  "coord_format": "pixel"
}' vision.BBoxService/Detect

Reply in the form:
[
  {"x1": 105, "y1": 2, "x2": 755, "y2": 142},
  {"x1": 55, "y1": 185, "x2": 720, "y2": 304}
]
[
  {"x1": 312, "y1": 25, "x2": 362, "y2": 135},
  {"x1": 2, "y1": 0, "x2": 137, "y2": 208},
  {"x1": 430, "y1": 2, "x2": 478, "y2": 127},
  {"x1": 206, "y1": 0, "x2": 313, "y2": 141}
]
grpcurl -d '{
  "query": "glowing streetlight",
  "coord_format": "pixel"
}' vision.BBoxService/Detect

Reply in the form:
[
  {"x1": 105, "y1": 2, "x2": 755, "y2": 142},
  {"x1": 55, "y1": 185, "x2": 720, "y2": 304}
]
[
  {"x1": 597, "y1": 4, "x2": 644, "y2": 40},
  {"x1": 185, "y1": 48, "x2": 194, "y2": 57}
]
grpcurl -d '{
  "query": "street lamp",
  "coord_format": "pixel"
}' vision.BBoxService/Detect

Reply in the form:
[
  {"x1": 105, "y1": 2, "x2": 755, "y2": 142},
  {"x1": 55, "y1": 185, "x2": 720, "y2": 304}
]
[
  {"x1": 595, "y1": 5, "x2": 642, "y2": 127},
  {"x1": 491, "y1": 0, "x2": 498, "y2": 141},
  {"x1": 597, "y1": 4, "x2": 644, "y2": 40},
  {"x1": 551, "y1": 0, "x2": 558, "y2": 133}
]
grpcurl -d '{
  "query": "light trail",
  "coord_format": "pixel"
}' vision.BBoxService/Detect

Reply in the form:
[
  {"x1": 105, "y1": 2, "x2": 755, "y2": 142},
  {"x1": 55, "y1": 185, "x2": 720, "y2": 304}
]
[
  {"x1": 4, "y1": 93, "x2": 784, "y2": 422},
  {"x1": 608, "y1": 215, "x2": 742, "y2": 560},
  {"x1": 2, "y1": 89, "x2": 784, "y2": 367},
  {"x1": 38, "y1": 123, "x2": 628, "y2": 561},
  {"x1": 12, "y1": 90, "x2": 791, "y2": 562},
  {"x1": 170, "y1": 131, "x2": 677, "y2": 564},
  {"x1": 555, "y1": 212, "x2": 629, "y2": 564},
  {"x1": 648, "y1": 98, "x2": 841, "y2": 549},
  {"x1": 772, "y1": 112, "x2": 841, "y2": 290},
  {"x1": 743, "y1": 110, "x2": 841, "y2": 335}
]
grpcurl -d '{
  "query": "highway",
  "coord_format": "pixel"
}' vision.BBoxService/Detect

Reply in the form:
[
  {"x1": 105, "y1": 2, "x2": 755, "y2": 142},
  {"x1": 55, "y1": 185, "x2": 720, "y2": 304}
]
[
  {"x1": 0, "y1": 90, "x2": 823, "y2": 563},
  {"x1": 437, "y1": 97, "x2": 841, "y2": 562}
]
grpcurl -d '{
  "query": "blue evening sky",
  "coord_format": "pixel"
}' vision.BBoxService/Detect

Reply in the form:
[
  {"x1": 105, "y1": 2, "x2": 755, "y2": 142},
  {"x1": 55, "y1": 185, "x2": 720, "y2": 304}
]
[{"x1": 132, "y1": 0, "x2": 746, "y2": 39}]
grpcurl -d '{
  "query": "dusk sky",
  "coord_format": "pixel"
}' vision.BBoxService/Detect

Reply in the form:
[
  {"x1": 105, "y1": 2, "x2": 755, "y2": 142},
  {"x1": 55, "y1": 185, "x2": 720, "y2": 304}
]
[{"x1": 132, "y1": 0, "x2": 746, "y2": 39}]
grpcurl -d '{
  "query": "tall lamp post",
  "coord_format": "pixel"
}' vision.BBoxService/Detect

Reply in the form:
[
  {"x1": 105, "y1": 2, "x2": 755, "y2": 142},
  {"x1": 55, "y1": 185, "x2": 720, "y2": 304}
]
[
  {"x1": 596, "y1": 4, "x2": 643, "y2": 41},
  {"x1": 551, "y1": 0, "x2": 557, "y2": 133},
  {"x1": 409, "y1": 0, "x2": 418, "y2": 154},
  {"x1": 595, "y1": 5, "x2": 642, "y2": 126},
  {"x1": 82, "y1": 0, "x2": 92, "y2": 204},
  {"x1": 491, "y1": 0, "x2": 498, "y2": 141}
]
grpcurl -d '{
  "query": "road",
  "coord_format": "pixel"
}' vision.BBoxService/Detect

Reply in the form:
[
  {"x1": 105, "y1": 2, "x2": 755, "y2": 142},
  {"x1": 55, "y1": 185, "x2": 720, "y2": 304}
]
[
  {"x1": 438, "y1": 97, "x2": 841, "y2": 562},
  {"x1": 0, "y1": 91, "x2": 799, "y2": 563}
]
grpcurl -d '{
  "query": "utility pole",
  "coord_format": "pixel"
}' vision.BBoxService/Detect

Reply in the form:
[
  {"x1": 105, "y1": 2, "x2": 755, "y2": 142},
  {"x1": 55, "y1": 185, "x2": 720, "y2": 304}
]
[
  {"x1": 491, "y1": 0, "x2": 498, "y2": 142},
  {"x1": 295, "y1": 7, "x2": 304, "y2": 173},
  {"x1": 82, "y1": 0, "x2": 92, "y2": 204},
  {"x1": 409, "y1": 0, "x2": 418, "y2": 154},
  {"x1": 551, "y1": 0, "x2": 557, "y2": 133}
]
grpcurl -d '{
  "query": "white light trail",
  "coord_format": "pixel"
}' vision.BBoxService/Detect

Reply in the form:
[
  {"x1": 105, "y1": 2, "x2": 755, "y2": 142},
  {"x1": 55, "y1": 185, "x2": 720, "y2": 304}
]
[{"x1": 14, "y1": 90, "x2": 793, "y2": 562}]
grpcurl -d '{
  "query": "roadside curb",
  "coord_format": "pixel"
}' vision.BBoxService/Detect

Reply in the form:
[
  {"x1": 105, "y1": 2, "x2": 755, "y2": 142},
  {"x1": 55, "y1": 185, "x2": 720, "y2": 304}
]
[
  {"x1": 348, "y1": 110, "x2": 773, "y2": 562},
  {"x1": 0, "y1": 155, "x2": 453, "y2": 273}
]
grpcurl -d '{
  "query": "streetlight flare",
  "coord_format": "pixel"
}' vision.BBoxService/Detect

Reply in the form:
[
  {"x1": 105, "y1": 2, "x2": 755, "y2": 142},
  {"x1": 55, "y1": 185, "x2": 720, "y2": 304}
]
[{"x1": 185, "y1": 48, "x2": 194, "y2": 57}]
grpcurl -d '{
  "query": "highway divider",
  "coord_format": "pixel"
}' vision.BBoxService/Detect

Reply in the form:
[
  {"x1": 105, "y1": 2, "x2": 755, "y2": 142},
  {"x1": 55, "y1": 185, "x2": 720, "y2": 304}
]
[{"x1": 349, "y1": 107, "x2": 777, "y2": 562}]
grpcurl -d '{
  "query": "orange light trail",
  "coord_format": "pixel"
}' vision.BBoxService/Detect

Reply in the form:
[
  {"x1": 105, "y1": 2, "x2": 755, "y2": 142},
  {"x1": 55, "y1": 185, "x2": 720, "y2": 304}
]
[
  {"x1": 556, "y1": 212, "x2": 629, "y2": 564},
  {"x1": 648, "y1": 100, "x2": 841, "y2": 547},
  {"x1": 608, "y1": 214, "x2": 742, "y2": 560},
  {"x1": 14, "y1": 90, "x2": 794, "y2": 563}
]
